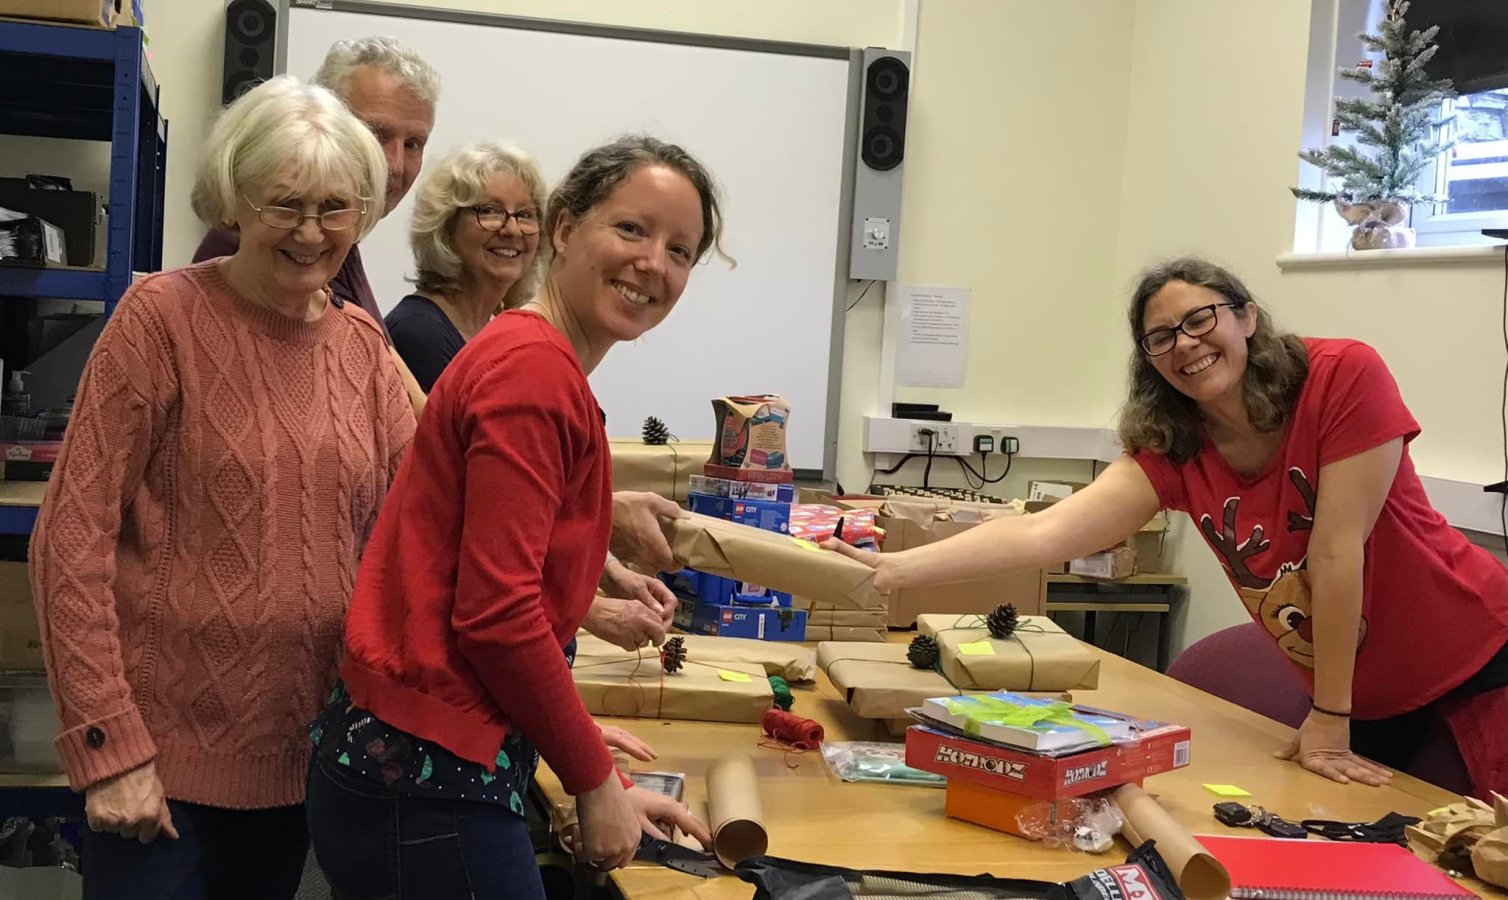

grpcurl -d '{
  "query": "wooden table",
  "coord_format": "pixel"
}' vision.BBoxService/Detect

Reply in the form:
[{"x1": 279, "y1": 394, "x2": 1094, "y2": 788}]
[
  {"x1": 1046, "y1": 573, "x2": 1187, "y2": 672},
  {"x1": 540, "y1": 642, "x2": 1490, "y2": 898}
]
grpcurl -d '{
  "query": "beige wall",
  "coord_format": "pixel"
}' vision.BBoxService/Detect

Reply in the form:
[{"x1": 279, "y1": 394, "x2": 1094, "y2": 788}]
[{"x1": 8, "y1": 0, "x2": 1498, "y2": 653}]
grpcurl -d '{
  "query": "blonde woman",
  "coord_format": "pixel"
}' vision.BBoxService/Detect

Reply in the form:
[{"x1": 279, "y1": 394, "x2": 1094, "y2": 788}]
[
  {"x1": 30, "y1": 75, "x2": 415, "y2": 899},
  {"x1": 385, "y1": 141, "x2": 547, "y2": 392}
]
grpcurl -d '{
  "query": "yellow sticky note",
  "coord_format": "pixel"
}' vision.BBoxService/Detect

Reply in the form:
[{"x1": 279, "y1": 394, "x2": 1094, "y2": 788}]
[
  {"x1": 791, "y1": 537, "x2": 821, "y2": 552},
  {"x1": 1204, "y1": 784, "x2": 1251, "y2": 798},
  {"x1": 958, "y1": 641, "x2": 996, "y2": 656},
  {"x1": 719, "y1": 670, "x2": 752, "y2": 683}
]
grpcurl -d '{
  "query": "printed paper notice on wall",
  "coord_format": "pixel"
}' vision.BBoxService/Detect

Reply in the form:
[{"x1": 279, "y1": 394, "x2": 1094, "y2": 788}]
[{"x1": 897, "y1": 284, "x2": 969, "y2": 387}]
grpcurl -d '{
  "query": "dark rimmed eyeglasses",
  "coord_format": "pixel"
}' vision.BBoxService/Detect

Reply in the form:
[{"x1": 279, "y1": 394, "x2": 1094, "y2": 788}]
[
  {"x1": 242, "y1": 195, "x2": 367, "y2": 231},
  {"x1": 1139, "y1": 302, "x2": 1240, "y2": 356},
  {"x1": 468, "y1": 205, "x2": 541, "y2": 235}
]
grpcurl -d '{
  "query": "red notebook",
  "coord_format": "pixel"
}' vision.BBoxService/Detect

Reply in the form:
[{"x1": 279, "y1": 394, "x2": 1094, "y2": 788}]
[{"x1": 1199, "y1": 835, "x2": 1475, "y2": 899}]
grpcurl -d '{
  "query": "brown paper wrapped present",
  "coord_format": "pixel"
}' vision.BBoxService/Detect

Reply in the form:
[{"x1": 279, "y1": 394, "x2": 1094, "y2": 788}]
[
  {"x1": 804, "y1": 625, "x2": 887, "y2": 642},
  {"x1": 915, "y1": 613, "x2": 1099, "y2": 691},
  {"x1": 573, "y1": 631, "x2": 815, "y2": 683},
  {"x1": 801, "y1": 605, "x2": 888, "y2": 628},
  {"x1": 572, "y1": 653, "x2": 772, "y2": 724},
  {"x1": 1407, "y1": 793, "x2": 1508, "y2": 889},
  {"x1": 817, "y1": 642, "x2": 1070, "y2": 722},
  {"x1": 664, "y1": 513, "x2": 884, "y2": 610},
  {"x1": 609, "y1": 439, "x2": 714, "y2": 501}
]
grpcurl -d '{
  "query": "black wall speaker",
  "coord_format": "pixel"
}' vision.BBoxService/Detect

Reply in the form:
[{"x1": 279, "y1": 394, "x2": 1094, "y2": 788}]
[
  {"x1": 860, "y1": 55, "x2": 909, "y2": 171},
  {"x1": 222, "y1": 0, "x2": 276, "y2": 106}
]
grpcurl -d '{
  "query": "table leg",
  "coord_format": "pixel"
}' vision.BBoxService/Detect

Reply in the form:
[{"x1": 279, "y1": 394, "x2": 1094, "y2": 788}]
[
  {"x1": 1155, "y1": 608, "x2": 1171, "y2": 673},
  {"x1": 1083, "y1": 610, "x2": 1097, "y2": 645}
]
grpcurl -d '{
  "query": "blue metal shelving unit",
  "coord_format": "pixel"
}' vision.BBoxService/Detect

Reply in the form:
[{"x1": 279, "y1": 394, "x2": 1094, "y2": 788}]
[
  {"x1": 0, "y1": 19, "x2": 167, "y2": 313},
  {"x1": 0, "y1": 20, "x2": 166, "y2": 538}
]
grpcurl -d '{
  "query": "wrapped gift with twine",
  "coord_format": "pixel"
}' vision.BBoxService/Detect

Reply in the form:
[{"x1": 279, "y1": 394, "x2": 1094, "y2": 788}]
[
  {"x1": 571, "y1": 649, "x2": 772, "y2": 724},
  {"x1": 916, "y1": 613, "x2": 1099, "y2": 691},
  {"x1": 609, "y1": 438, "x2": 714, "y2": 502},
  {"x1": 573, "y1": 631, "x2": 816, "y2": 683},
  {"x1": 816, "y1": 642, "x2": 1070, "y2": 723},
  {"x1": 664, "y1": 512, "x2": 884, "y2": 610}
]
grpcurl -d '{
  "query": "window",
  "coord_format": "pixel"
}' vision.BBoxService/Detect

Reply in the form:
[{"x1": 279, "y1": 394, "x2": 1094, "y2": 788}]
[{"x1": 1296, "y1": 0, "x2": 1508, "y2": 251}]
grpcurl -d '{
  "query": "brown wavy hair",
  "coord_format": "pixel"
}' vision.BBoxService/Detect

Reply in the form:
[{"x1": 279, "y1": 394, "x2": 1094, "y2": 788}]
[{"x1": 1118, "y1": 258, "x2": 1309, "y2": 463}]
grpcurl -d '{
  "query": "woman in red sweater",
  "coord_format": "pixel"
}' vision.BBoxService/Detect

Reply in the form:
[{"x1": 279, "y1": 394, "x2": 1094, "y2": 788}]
[
  {"x1": 829, "y1": 257, "x2": 1507, "y2": 800},
  {"x1": 305, "y1": 136, "x2": 725, "y2": 898},
  {"x1": 29, "y1": 76, "x2": 413, "y2": 900}
]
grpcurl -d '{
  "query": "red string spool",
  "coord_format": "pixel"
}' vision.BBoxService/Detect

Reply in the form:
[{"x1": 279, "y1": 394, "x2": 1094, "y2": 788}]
[{"x1": 762, "y1": 709, "x2": 824, "y2": 750}]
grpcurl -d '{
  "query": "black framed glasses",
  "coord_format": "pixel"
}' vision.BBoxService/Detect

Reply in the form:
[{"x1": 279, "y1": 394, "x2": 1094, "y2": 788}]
[
  {"x1": 1139, "y1": 302, "x2": 1239, "y2": 356},
  {"x1": 243, "y1": 195, "x2": 366, "y2": 231},
  {"x1": 468, "y1": 205, "x2": 540, "y2": 235}
]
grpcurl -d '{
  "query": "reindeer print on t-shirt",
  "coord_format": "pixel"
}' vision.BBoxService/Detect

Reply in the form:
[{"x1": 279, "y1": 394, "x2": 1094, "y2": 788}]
[{"x1": 1199, "y1": 467, "x2": 1368, "y2": 670}]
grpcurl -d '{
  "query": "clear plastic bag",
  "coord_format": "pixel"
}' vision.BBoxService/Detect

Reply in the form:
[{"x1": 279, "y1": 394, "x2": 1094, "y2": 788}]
[
  {"x1": 1014, "y1": 796, "x2": 1125, "y2": 852},
  {"x1": 819, "y1": 741, "x2": 945, "y2": 786}
]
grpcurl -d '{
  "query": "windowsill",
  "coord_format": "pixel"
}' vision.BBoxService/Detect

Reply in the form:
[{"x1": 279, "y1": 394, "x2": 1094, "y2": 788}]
[{"x1": 1276, "y1": 244, "x2": 1506, "y2": 270}]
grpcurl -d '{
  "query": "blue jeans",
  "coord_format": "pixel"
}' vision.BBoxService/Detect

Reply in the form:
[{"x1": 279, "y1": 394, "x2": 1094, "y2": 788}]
[
  {"x1": 306, "y1": 755, "x2": 546, "y2": 900},
  {"x1": 81, "y1": 801, "x2": 307, "y2": 900}
]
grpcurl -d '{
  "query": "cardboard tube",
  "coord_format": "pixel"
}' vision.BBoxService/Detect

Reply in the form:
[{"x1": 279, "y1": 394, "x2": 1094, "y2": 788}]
[
  {"x1": 1112, "y1": 784, "x2": 1230, "y2": 900},
  {"x1": 707, "y1": 754, "x2": 768, "y2": 868}
]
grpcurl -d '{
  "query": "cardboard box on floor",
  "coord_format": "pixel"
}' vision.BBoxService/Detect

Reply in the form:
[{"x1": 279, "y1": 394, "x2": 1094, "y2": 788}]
[{"x1": 0, "y1": 562, "x2": 43, "y2": 671}]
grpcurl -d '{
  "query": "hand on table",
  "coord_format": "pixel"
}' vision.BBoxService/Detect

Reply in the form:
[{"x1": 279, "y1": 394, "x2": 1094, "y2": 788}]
[{"x1": 1275, "y1": 709, "x2": 1392, "y2": 786}]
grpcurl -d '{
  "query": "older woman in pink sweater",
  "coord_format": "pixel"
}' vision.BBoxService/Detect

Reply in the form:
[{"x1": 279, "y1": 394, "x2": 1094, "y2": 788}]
[{"x1": 28, "y1": 75, "x2": 414, "y2": 900}]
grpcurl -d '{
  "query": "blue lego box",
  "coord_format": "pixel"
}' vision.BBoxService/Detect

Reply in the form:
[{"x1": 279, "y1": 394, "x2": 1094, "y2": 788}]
[
  {"x1": 660, "y1": 568, "x2": 792, "y2": 608},
  {"x1": 687, "y1": 493, "x2": 791, "y2": 534},
  {"x1": 674, "y1": 597, "x2": 807, "y2": 642}
]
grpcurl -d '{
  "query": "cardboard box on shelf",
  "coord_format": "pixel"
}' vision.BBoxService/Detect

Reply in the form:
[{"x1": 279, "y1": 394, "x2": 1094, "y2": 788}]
[
  {"x1": 608, "y1": 439, "x2": 714, "y2": 502},
  {"x1": 1068, "y1": 546, "x2": 1137, "y2": 580},
  {"x1": 0, "y1": 562, "x2": 42, "y2": 671},
  {"x1": 0, "y1": 0, "x2": 119, "y2": 26}
]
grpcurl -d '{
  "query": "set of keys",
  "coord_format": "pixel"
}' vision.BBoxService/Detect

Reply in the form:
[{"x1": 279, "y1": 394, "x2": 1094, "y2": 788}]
[{"x1": 1213, "y1": 801, "x2": 1308, "y2": 839}]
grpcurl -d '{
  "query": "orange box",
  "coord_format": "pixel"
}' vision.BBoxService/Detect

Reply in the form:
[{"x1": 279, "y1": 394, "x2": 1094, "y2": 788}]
[{"x1": 944, "y1": 778, "x2": 1099, "y2": 838}]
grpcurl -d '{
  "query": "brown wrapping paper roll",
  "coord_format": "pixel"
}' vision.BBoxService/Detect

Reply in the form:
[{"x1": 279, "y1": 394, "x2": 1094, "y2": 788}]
[
  {"x1": 1112, "y1": 784, "x2": 1230, "y2": 900},
  {"x1": 707, "y1": 755, "x2": 768, "y2": 868}
]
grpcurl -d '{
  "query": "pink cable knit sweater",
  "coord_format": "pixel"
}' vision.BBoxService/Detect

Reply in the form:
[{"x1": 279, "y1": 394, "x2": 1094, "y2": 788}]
[{"x1": 29, "y1": 259, "x2": 415, "y2": 808}]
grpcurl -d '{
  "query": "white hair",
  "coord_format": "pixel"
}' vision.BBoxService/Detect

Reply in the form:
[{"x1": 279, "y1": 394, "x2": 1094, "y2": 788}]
[
  {"x1": 409, "y1": 141, "x2": 548, "y2": 308},
  {"x1": 313, "y1": 35, "x2": 441, "y2": 108},
  {"x1": 191, "y1": 75, "x2": 387, "y2": 240}
]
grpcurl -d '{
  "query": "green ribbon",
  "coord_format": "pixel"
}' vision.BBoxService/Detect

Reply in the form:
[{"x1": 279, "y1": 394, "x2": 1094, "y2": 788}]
[{"x1": 940, "y1": 696, "x2": 1113, "y2": 747}]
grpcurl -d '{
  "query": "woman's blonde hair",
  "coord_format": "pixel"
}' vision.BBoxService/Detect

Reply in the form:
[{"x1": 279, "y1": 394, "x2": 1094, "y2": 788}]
[
  {"x1": 1118, "y1": 257, "x2": 1309, "y2": 463},
  {"x1": 408, "y1": 141, "x2": 548, "y2": 308},
  {"x1": 191, "y1": 75, "x2": 386, "y2": 240}
]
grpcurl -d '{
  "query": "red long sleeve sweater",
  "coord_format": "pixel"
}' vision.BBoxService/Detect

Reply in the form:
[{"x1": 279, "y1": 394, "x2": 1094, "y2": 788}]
[{"x1": 341, "y1": 310, "x2": 617, "y2": 795}]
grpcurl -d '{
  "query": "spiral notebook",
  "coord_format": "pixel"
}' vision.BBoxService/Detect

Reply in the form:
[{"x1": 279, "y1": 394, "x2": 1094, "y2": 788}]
[{"x1": 1199, "y1": 835, "x2": 1474, "y2": 900}]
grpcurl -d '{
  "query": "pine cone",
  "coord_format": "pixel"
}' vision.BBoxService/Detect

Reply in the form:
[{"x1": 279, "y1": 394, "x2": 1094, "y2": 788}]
[
  {"x1": 642, "y1": 416, "x2": 670, "y2": 446},
  {"x1": 660, "y1": 636, "x2": 687, "y2": 674},
  {"x1": 986, "y1": 603, "x2": 1020, "y2": 640},
  {"x1": 907, "y1": 634, "x2": 939, "y2": 669}
]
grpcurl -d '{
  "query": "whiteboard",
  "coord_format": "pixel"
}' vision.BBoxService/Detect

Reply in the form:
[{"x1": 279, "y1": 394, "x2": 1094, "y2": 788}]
[{"x1": 281, "y1": 1, "x2": 858, "y2": 476}]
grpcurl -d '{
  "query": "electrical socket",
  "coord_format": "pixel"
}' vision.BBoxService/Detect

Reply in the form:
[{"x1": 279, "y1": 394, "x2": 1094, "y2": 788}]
[{"x1": 911, "y1": 424, "x2": 958, "y2": 454}]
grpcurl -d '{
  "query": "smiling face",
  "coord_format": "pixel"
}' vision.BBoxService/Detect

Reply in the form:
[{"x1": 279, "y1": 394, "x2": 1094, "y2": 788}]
[
  {"x1": 1140, "y1": 281, "x2": 1258, "y2": 408},
  {"x1": 340, "y1": 65, "x2": 433, "y2": 217},
  {"x1": 451, "y1": 171, "x2": 540, "y2": 293},
  {"x1": 549, "y1": 164, "x2": 705, "y2": 344},
  {"x1": 231, "y1": 173, "x2": 362, "y2": 301}
]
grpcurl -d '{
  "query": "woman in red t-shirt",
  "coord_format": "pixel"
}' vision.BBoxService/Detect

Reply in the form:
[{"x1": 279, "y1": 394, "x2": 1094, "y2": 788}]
[{"x1": 829, "y1": 257, "x2": 1507, "y2": 799}]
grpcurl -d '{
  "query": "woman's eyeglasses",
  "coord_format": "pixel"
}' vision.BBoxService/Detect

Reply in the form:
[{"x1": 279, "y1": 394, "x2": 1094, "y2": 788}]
[
  {"x1": 469, "y1": 205, "x2": 540, "y2": 235},
  {"x1": 243, "y1": 195, "x2": 366, "y2": 231},
  {"x1": 1139, "y1": 302, "x2": 1239, "y2": 356}
]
